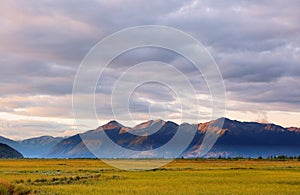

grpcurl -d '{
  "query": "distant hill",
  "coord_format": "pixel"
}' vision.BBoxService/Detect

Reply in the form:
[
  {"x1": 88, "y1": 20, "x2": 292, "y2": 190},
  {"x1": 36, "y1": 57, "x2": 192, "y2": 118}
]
[
  {"x1": 0, "y1": 143, "x2": 23, "y2": 158},
  {"x1": 0, "y1": 136, "x2": 18, "y2": 148},
  {"x1": 0, "y1": 135, "x2": 64, "y2": 157},
  {"x1": 17, "y1": 136, "x2": 64, "y2": 157}
]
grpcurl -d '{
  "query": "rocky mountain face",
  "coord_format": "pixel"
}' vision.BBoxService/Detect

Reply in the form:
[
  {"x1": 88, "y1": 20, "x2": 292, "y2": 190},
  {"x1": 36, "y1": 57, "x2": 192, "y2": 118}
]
[
  {"x1": 200, "y1": 118, "x2": 300, "y2": 146},
  {"x1": 47, "y1": 134, "x2": 92, "y2": 158},
  {"x1": 287, "y1": 127, "x2": 300, "y2": 133}
]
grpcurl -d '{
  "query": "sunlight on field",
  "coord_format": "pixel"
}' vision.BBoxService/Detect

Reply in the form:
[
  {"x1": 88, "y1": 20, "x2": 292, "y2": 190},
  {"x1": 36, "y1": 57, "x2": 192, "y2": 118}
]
[
  {"x1": 0, "y1": 159, "x2": 299, "y2": 194},
  {"x1": 102, "y1": 159, "x2": 172, "y2": 170}
]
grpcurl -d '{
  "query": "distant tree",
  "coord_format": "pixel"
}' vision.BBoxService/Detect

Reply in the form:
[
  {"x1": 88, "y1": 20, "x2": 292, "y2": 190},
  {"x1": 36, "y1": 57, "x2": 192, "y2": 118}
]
[{"x1": 276, "y1": 155, "x2": 287, "y2": 160}]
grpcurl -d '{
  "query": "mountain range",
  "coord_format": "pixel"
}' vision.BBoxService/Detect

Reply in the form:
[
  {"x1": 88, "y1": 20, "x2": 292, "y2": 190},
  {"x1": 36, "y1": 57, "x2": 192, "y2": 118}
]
[
  {"x1": 0, "y1": 135, "x2": 64, "y2": 157},
  {"x1": 0, "y1": 118, "x2": 300, "y2": 158}
]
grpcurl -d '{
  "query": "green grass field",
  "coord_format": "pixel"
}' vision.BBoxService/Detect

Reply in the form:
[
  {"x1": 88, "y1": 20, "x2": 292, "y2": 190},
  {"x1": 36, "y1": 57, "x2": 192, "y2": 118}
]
[{"x1": 0, "y1": 159, "x2": 300, "y2": 194}]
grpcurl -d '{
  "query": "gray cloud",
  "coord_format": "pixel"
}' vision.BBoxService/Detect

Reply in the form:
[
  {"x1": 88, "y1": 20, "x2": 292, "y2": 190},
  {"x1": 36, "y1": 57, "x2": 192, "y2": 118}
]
[
  {"x1": 0, "y1": 119, "x2": 76, "y2": 140},
  {"x1": 0, "y1": 0, "x2": 300, "y2": 138}
]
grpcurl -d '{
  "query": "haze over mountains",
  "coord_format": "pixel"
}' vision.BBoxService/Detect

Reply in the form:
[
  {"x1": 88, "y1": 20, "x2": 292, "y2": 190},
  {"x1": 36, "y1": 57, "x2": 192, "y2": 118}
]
[
  {"x1": 0, "y1": 118, "x2": 299, "y2": 158},
  {"x1": 0, "y1": 135, "x2": 63, "y2": 157}
]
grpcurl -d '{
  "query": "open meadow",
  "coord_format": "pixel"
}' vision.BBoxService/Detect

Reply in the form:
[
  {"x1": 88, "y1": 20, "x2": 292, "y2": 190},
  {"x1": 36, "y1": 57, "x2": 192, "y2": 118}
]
[{"x1": 0, "y1": 159, "x2": 300, "y2": 194}]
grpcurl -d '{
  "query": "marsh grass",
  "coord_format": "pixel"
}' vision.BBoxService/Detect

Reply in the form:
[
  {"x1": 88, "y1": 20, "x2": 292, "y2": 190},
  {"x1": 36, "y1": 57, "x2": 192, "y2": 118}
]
[
  {"x1": 0, "y1": 179, "x2": 31, "y2": 195},
  {"x1": 0, "y1": 159, "x2": 299, "y2": 194}
]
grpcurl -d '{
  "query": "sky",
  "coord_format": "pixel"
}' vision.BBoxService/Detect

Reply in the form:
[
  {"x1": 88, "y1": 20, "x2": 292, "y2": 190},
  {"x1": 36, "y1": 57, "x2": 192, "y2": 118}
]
[{"x1": 0, "y1": 0, "x2": 300, "y2": 139}]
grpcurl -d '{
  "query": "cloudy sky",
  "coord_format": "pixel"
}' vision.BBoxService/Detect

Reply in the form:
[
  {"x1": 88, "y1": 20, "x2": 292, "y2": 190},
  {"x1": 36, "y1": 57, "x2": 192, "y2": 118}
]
[{"x1": 0, "y1": 0, "x2": 300, "y2": 139}]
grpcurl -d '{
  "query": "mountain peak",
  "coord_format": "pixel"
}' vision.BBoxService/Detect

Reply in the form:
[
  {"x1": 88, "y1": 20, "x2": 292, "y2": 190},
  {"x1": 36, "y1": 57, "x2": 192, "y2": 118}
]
[
  {"x1": 132, "y1": 119, "x2": 166, "y2": 130},
  {"x1": 107, "y1": 120, "x2": 119, "y2": 125},
  {"x1": 153, "y1": 119, "x2": 165, "y2": 123},
  {"x1": 101, "y1": 120, "x2": 124, "y2": 130}
]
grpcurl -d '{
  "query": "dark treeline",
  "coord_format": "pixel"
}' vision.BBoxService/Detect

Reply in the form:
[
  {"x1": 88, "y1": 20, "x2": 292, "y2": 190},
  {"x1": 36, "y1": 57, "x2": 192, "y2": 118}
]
[{"x1": 181, "y1": 155, "x2": 300, "y2": 161}]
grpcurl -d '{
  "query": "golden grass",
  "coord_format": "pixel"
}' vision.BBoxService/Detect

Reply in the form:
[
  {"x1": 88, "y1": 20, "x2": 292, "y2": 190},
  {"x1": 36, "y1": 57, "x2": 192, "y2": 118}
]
[{"x1": 0, "y1": 159, "x2": 299, "y2": 194}]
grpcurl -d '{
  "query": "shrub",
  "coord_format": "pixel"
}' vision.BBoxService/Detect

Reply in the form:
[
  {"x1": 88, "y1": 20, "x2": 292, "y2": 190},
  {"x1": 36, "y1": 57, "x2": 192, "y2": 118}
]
[
  {"x1": 35, "y1": 178, "x2": 47, "y2": 183},
  {"x1": 13, "y1": 185, "x2": 31, "y2": 195}
]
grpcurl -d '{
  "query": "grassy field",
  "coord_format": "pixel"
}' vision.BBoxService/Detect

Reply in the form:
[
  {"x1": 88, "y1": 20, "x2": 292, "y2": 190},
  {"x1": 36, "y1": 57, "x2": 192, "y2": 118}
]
[{"x1": 0, "y1": 159, "x2": 300, "y2": 194}]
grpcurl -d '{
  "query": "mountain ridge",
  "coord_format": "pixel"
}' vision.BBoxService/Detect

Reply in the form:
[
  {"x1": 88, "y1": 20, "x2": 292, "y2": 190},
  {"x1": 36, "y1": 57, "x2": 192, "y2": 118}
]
[
  {"x1": 1, "y1": 118, "x2": 300, "y2": 158},
  {"x1": 47, "y1": 118, "x2": 300, "y2": 158}
]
